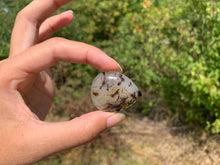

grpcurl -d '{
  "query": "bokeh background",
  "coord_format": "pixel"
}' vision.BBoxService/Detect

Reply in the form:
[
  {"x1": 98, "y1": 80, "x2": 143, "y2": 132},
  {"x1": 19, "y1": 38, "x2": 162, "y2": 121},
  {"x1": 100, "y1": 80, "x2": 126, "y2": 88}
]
[{"x1": 0, "y1": 0, "x2": 220, "y2": 164}]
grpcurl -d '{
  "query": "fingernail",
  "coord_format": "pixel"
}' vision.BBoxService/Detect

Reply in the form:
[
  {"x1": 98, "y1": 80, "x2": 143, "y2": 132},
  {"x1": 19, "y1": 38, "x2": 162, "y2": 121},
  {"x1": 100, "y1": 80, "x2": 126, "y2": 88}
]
[
  {"x1": 107, "y1": 113, "x2": 125, "y2": 128},
  {"x1": 117, "y1": 64, "x2": 123, "y2": 72},
  {"x1": 65, "y1": 10, "x2": 73, "y2": 15}
]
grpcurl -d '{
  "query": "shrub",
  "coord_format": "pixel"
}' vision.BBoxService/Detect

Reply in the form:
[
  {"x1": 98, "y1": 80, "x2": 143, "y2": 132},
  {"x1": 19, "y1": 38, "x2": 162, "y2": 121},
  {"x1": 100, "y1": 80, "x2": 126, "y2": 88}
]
[{"x1": 67, "y1": 0, "x2": 220, "y2": 133}]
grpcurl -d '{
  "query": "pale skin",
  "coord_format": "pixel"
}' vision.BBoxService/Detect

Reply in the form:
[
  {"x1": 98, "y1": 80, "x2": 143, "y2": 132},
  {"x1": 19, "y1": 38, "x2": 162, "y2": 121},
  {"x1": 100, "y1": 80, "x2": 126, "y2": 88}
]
[{"x1": 0, "y1": 0, "x2": 124, "y2": 165}]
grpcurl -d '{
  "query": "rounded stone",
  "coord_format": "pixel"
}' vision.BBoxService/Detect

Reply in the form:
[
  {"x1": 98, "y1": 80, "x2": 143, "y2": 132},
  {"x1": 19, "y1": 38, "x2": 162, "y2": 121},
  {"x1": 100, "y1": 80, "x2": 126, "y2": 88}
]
[{"x1": 91, "y1": 71, "x2": 141, "y2": 112}]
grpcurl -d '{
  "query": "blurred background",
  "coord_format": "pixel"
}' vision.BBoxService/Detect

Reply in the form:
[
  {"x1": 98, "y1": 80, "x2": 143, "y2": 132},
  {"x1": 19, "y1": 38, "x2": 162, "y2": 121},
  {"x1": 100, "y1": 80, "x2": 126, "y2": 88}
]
[{"x1": 0, "y1": 0, "x2": 220, "y2": 164}]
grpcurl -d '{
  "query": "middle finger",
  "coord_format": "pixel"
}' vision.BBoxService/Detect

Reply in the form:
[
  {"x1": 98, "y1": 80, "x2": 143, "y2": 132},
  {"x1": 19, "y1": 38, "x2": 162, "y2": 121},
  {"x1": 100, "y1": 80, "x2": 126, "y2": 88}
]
[{"x1": 10, "y1": 0, "x2": 72, "y2": 57}]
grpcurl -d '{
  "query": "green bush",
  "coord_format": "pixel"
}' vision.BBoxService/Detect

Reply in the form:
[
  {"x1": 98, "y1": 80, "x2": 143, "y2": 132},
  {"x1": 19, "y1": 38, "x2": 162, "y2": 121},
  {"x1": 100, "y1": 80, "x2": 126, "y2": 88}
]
[
  {"x1": 67, "y1": 0, "x2": 220, "y2": 133},
  {"x1": 0, "y1": 0, "x2": 30, "y2": 60},
  {"x1": 158, "y1": 0, "x2": 220, "y2": 133}
]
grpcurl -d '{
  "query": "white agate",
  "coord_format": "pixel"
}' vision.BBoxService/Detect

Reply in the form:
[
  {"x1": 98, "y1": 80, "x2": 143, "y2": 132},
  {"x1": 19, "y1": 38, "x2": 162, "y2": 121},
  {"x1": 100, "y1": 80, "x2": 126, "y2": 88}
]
[{"x1": 91, "y1": 71, "x2": 141, "y2": 112}]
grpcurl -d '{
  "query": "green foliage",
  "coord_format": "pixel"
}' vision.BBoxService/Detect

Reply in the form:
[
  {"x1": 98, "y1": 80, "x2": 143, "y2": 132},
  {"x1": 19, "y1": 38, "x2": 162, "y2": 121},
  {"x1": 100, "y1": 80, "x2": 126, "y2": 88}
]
[
  {"x1": 0, "y1": 0, "x2": 31, "y2": 60},
  {"x1": 65, "y1": 0, "x2": 220, "y2": 133},
  {"x1": 0, "y1": 0, "x2": 220, "y2": 133},
  {"x1": 0, "y1": 2, "x2": 12, "y2": 60},
  {"x1": 157, "y1": 0, "x2": 220, "y2": 133}
]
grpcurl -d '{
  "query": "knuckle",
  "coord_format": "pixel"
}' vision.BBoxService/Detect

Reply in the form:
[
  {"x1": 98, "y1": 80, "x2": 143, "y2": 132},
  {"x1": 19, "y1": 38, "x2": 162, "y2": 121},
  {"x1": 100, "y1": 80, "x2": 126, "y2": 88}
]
[
  {"x1": 49, "y1": 37, "x2": 61, "y2": 42},
  {"x1": 47, "y1": 21, "x2": 57, "y2": 33},
  {"x1": 15, "y1": 10, "x2": 33, "y2": 26},
  {"x1": 47, "y1": 37, "x2": 64, "y2": 46},
  {"x1": 15, "y1": 8, "x2": 40, "y2": 27},
  {"x1": 16, "y1": 10, "x2": 26, "y2": 21},
  {"x1": 46, "y1": 37, "x2": 64, "y2": 62}
]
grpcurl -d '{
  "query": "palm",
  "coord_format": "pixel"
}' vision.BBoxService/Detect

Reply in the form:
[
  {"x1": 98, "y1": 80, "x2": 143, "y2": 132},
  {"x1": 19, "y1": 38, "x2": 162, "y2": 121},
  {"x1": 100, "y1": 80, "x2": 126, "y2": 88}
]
[{"x1": 22, "y1": 71, "x2": 54, "y2": 120}]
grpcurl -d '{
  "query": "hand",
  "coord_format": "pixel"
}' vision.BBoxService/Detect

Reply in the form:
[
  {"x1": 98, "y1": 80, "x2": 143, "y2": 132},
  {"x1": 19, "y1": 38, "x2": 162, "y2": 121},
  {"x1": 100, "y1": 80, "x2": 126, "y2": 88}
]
[{"x1": 0, "y1": 0, "x2": 124, "y2": 164}]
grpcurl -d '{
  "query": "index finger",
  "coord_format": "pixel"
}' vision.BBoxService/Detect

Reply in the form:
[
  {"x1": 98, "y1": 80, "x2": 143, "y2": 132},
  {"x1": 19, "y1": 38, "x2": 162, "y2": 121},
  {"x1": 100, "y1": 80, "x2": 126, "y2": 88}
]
[
  {"x1": 10, "y1": 0, "x2": 72, "y2": 56},
  {"x1": 5, "y1": 38, "x2": 120, "y2": 83}
]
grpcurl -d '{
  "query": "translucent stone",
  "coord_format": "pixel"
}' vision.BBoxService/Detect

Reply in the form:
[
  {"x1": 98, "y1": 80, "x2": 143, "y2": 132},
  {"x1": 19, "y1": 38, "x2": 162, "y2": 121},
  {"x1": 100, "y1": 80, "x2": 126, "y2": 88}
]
[{"x1": 91, "y1": 71, "x2": 141, "y2": 112}]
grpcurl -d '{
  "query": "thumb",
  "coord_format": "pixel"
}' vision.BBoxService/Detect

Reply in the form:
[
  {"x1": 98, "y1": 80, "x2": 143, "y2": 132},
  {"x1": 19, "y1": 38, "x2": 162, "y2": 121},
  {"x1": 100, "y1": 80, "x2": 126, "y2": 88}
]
[{"x1": 24, "y1": 111, "x2": 125, "y2": 164}]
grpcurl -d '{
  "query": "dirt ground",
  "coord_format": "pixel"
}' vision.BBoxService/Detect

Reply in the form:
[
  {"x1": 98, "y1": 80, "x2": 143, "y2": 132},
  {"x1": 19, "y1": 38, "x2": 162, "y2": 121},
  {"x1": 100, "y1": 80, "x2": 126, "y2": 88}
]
[{"x1": 36, "y1": 94, "x2": 220, "y2": 165}]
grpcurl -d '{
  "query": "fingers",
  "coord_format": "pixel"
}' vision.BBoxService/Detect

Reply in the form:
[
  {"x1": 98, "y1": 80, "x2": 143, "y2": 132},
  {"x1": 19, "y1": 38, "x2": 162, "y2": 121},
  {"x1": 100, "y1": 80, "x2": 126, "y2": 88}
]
[
  {"x1": 10, "y1": 0, "x2": 72, "y2": 56},
  {"x1": 6, "y1": 38, "x2": 120, "y2": 80},
  {"x1": 28, "y1": 111, "x2": 124, "y2": 164},
  {"x1": 38, "y1": 10, "x2": 74, "y2": 42},
  {"x1": 42, "y1": 111, "x2": 124, "y2": 148},
  {"x1": 0, "y1": 110, "x2": 124, "y2": 165}
]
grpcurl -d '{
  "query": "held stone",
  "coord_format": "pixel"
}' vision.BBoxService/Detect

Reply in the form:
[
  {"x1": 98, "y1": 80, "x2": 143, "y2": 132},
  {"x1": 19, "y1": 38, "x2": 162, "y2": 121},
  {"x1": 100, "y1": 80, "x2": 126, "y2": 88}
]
[{"x1": 91, "y1": 71, "x2": 141, "y2": 112}]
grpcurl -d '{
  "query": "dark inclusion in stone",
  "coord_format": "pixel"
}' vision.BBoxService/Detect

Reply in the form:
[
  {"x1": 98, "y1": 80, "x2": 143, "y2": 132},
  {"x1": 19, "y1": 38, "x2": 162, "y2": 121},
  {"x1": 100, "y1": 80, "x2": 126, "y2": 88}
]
[{"x1": 91, "y1": 71, "x2": 142, "y2": 111}]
